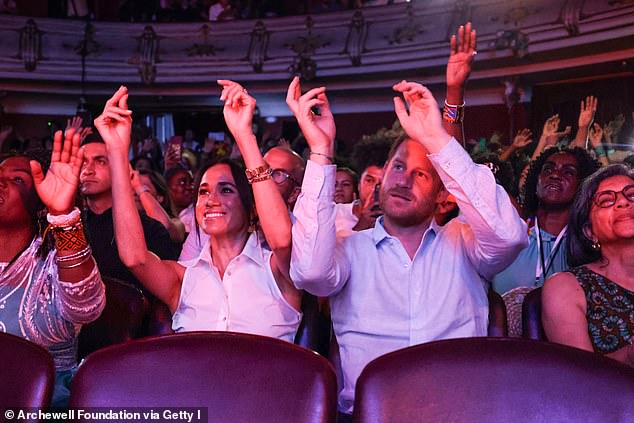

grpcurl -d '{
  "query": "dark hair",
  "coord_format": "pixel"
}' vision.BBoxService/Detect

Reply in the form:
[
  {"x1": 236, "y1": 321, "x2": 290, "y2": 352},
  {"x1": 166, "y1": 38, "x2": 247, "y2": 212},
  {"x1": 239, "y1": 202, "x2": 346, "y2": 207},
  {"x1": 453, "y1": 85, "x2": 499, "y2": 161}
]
[
  {"x1": 567, "y1": 164, "x2": 634, "y2": 267},
  {"x1": 138, "y1": 169, "x2": 177, "y2": 218},
  {"x1": 336, "y1": 166, "x2": 359, "y2": 197},
  {"x1": 80, "y1": 131, "x2": 104, "y2": 146},
  {"x1": 192, "y1": 158, "x2": 255, "y2": 240},
  {"x1": 472, "y1": 152, "x2": 517, "y2": 197},
  {"x1": 164, "y1": 164, "x2": 192, "y2": 185},
  {"x1": 132, "y1": 156, "x2": 159, "y2": 172},
  {"x1": 352, "y1": 135, "x2": 394, "y2": 174},
  {"x1": 521, "y1": 146, "x2": 600, "y2": 215},
  {"x1": 623, "y1": 153, "x2": 634, "y2": 168}
]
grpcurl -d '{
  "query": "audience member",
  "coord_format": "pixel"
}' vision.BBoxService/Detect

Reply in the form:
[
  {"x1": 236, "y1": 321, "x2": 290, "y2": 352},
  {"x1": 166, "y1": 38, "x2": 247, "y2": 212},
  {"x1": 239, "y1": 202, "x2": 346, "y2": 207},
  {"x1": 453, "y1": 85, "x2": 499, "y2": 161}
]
[
  {"x1": 335, "y1": 167, "x2": 358, "y2": 204},
  {"x1": 165, "y1": 165, "x2": 195, "y2": 232},
  {"x1": 492, "y1": 146, "x2": 599, "y2": 294},
  {"x1": 99, "y1": 84, "x2": 302, "y2": 340},
  {"x1": 0, "y1": 130, "x2": 105, "y2": 406},
  {"x1": 543, "y1": 164, "x2": 634, "y2": 367},
  {"x1": 132, "y1": 169, "x2": 187, "y2": 243},
  {"x1": 80, "y1": 135, "x2": 179, "y2": 296},
  {"x1": 288, "y1": 75, "x2": 527, "y2": 415}
]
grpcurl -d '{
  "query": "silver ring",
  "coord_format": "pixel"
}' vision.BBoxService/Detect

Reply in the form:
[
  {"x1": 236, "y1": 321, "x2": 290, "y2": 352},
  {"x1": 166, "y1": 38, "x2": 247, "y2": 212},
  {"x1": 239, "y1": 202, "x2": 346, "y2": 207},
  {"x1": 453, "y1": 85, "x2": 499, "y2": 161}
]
[{"x1": 472, "y1": 51, "x2": 478, "y2": 56}]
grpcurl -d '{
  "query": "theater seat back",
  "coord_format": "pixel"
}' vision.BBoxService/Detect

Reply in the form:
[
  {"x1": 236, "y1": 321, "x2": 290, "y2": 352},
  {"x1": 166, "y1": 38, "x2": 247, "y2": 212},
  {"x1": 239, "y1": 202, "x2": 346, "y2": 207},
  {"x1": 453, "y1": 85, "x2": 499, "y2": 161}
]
[
  {"x1": 0, "y1": 332, "x2": 54, "y2": 408},
  {"x1": 353, "y1": 337, "x2": 634, "y2": 423},
  {"x1": 70, "y1": 331, "x2": 337, "y2": 423}
]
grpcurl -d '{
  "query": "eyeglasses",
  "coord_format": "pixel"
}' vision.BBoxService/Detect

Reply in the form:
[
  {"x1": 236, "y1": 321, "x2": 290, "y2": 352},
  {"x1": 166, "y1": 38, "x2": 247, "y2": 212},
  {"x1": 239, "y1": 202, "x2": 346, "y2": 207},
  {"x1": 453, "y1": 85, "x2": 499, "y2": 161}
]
[
  {"x1": 593, "y1": 184, "x2": 634, "y2": 208},
  {"x1": 271, "y1": 169, "x2": 299, "y2": 186}
]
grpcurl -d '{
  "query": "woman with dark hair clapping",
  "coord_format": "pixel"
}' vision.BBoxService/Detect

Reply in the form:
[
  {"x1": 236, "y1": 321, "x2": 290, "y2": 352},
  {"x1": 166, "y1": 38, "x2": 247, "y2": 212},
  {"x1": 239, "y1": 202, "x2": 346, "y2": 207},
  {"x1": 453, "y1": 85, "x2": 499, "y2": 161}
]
[
  {"x1": 543, "y1": 164, "x2": 634, "y2": 366},
  {"x1": 96, "y1": 84, "x2": 301, "y2": 341}
]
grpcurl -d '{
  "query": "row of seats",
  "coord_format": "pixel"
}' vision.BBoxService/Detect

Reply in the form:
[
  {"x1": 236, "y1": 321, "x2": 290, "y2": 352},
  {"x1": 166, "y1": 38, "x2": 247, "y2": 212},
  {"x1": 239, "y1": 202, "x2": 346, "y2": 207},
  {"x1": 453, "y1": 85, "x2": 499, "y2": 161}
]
[{"x1": 2, "y1": 331, "x2": 633, "y2": 422}]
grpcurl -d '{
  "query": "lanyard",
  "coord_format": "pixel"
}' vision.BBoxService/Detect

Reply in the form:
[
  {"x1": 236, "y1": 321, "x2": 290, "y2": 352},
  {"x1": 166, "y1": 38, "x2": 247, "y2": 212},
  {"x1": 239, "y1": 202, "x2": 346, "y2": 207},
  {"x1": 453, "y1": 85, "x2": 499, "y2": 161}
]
[{"x1": 534, "y1": 218, "x2": 567, "y2": 285}]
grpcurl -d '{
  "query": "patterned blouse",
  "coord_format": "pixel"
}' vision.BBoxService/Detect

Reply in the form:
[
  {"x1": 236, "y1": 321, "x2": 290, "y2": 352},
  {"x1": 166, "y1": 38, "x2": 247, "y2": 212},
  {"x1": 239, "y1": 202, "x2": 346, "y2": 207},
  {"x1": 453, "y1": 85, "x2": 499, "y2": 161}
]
[
  {"x1": 569, "y1": 266, "x2": 634, "y2": 354},
  {"x1": 0, "y1": 236, "x2": 105, "y2": 371}
]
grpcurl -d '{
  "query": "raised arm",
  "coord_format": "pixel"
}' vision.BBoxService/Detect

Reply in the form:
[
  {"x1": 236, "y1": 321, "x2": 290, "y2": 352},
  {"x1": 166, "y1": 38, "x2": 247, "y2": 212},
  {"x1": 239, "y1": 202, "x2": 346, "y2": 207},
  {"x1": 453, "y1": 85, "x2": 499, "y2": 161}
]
[
  {"x1": 499, "y1": 128, "x2": 532, "y2": 162},
  {"x1": 588, "y1": 122, "x2": 609, "y2": 167},
  {"x1": 543, "y1": 272, "x2": 634, "y2": 366},
  {"x1": 217, "y1": 80, "x2": 299, "y2": 307},
  {"x1": 570, "y1": 96, "x2": 597, "y2": 149},
  {"x1": 94, "y1": 87, "x2": 183, "y2": 311},
  {"x1": 444, "y1": 22, "x2": 476, "y2": 146},
  {"x1": 287, "y1": 76, "x2": 349, "y2": 296},
  {"x1": 31, "y1": 128, "x2": 96, "y2": 282},
  {"x1": 131, "y1": 169, "x2": 186, "y2": 243},
  {"x1": 393, "y1": 81, "x2": 528, "y2": 277},
  {"x1": 30, "y1": 128, "x2": 105, "y2": 323},
  {"x1": 531, "y1": 114, "x2": 571, "y2": 160}
]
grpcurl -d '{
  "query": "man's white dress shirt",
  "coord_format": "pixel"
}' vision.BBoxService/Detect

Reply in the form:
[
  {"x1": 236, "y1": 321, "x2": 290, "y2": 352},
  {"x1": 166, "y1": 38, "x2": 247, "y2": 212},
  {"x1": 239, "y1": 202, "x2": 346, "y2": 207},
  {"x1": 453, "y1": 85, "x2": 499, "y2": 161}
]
[{"x1": 291, "y1": 138, "x2": 528, "y2": 413}]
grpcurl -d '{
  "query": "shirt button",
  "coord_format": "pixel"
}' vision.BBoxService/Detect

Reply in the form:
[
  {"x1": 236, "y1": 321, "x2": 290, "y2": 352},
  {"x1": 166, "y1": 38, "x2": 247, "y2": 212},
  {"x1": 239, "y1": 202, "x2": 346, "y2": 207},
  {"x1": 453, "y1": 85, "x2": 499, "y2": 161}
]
[
  {"x1": 222, "y1": 317, "x2": 227, "y2": 321},
  {"x1": 404, "y1": 263, "x2": 409, "y2": 268}
]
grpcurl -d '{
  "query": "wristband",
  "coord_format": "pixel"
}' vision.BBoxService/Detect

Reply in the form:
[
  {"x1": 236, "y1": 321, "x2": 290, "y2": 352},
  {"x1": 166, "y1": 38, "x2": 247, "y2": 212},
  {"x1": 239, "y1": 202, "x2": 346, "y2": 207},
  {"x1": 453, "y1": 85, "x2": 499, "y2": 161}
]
[
  {"x1": 47, "y1": 207, "x2": 81, "y2": 227},
  {"x1": 443, "y1": 100, "x2": 465, "y2": 124},
  {"x1": 594, "y1": 145, "x2": 607, "y2": 157}
]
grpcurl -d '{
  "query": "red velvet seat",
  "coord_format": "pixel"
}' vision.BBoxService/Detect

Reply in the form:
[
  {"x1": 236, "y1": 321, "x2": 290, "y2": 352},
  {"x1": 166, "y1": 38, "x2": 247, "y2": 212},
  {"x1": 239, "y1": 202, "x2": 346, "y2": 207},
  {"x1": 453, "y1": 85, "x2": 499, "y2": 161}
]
[
  {"x1": 70, "y1": 331, "x2": 338, "y2": 423},
  {"x1": 353, "y1": 337, "x2": 634, "y2": 423},
  {"x1": 0, "y1": 332, "x2": 54, "y2": 408},
  {"x1": 522, "y1": 287, "x2": 546, "y2": 340},
  {"x1": 77, "y1": 277, "x2": 150, "y2": 359}
]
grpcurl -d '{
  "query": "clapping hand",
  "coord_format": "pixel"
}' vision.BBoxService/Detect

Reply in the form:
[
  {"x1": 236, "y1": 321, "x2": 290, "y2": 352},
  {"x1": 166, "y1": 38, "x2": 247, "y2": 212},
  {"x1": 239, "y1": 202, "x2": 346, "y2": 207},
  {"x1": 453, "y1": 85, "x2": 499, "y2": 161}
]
[
  {"x1": 393, "y1": 81, "x2": 451, "y2": 151},
  {"x1": 286, "y1": 76, "x2": 335, "y2": 158},
  {"x1": 93, "y1": 86, "x2": 133, "y2": 153},
  {"x1": 218, "y1": 80, "x2": 256, "y2": 143},
  {"x1": 30, "y1": 129, "x2": 83, "y2": 215}
]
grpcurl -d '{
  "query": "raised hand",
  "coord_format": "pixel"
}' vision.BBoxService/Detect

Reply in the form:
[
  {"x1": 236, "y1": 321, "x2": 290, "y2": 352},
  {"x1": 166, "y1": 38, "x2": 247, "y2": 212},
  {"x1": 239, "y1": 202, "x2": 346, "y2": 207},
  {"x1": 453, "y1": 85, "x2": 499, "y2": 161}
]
[
  {"x1": 93, "y1": 86, "x2": 133, "y2": 153},
  {"x1": 393, "y1": 80, "x2": 451, "y2": 152},
  {"x1": 512, "y1": 128, "x2": 533, "y2": 150},
  {"x1": 446, "y1": 22, "x2": 477, "y2": 90},
  {"x1": 588, "y1": 122, "x2": 603, "y2": 148},
  {"x1": 352, "y1": 189, "x2": 382, "y2": 231},
  {"x1": 218, "y1": 80, "x2": 256, "y2": 142},
  {"x1": 578, "y1": 96, "x2": 597, "y2": 129},
  {"x1": 66, "y1": 115, "x2": 83, "y2": 133},
  {"x1": 285, "y1": 76, "x2": 336, "y2": 157},
  {"x1": 30, "y1": 129, "x2": 83, "y2": 215}
]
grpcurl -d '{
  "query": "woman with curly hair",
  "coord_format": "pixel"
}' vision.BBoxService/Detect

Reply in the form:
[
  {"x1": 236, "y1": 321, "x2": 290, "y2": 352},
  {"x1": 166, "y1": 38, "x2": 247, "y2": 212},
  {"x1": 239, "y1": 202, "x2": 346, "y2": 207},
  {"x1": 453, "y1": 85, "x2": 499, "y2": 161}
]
[
  {"x1": 492, "y1": 146, "x2": 599, "y2": 294},
  {"x1": 543, "y1": 164, "x2": 634, "y2": 365}
]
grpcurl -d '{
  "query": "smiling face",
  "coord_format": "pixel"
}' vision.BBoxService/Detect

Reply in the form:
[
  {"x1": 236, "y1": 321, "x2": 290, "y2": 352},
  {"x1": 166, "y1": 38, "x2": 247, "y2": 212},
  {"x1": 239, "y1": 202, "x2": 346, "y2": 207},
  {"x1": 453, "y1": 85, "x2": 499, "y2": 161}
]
[
  {"x1": 195, "y1": 164, "x2": 249, "y2": 238},
  {"x1": 380, "y1": 139, "x2": 443, "y2": 228},
  {"x1": 0, "y1": 156, "x2": 39, "y2": 228},
  {"x1": 536, "y1": 152, "x2": 580, "y2": 209},
  {"x1": 168, "y1": 169, "x2": 194, "y2": 210},
  {"x1": 587, "y1": 175, "x2": 634, "y2": 245}
]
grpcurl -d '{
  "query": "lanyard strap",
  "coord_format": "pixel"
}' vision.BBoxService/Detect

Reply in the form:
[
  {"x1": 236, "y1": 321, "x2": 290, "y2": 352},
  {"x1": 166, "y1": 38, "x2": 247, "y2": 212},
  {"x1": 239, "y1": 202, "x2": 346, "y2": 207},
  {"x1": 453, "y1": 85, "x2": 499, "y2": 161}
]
[{"x1": 534, "y1": 218, "x2": 567, "y2": 285}]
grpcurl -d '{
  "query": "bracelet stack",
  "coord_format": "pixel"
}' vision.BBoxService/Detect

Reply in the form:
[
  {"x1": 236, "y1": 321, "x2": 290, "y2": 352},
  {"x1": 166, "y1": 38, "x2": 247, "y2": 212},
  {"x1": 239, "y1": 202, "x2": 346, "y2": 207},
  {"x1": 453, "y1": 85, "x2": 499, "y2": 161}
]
[
  {"x1": 309, "y1": 151, "x2": 334, "y2": 163},
  {"x1": 442, "y1": 100, "x2": 465, "y2": 124},
  {"x1": 245, "y1": 164, "x2": 273, "y2": 184},
  {"x1": 47, "y1": 207, "x2": 93, "y2": 269}
]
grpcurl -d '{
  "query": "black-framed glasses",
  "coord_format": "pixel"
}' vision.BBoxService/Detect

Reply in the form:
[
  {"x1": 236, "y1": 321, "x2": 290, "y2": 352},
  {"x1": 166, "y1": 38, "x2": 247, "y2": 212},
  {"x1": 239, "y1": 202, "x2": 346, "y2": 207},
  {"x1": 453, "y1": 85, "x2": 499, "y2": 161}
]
[
  {"x1": 593, "y1": 184, "x2": 634, "y2": 208},
  {"x1": 271, "y1": 169, "x2": 299, "y2": 186}
]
